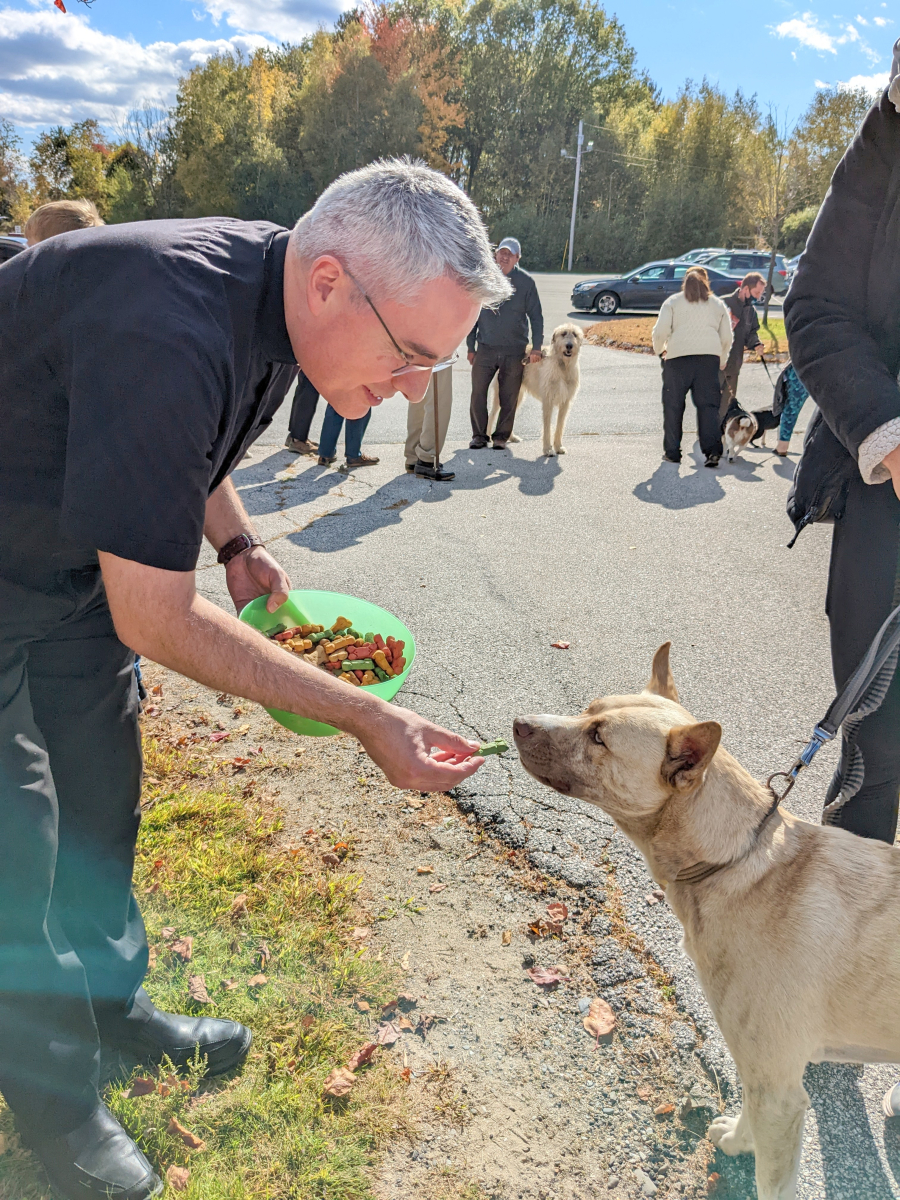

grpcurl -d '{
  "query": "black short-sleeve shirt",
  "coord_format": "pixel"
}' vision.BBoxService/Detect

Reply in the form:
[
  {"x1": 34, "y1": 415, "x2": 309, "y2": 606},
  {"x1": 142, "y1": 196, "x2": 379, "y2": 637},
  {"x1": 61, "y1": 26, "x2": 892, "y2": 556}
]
[{"x1": 0, "y1": 217, "x2": 298, "y2": 578}]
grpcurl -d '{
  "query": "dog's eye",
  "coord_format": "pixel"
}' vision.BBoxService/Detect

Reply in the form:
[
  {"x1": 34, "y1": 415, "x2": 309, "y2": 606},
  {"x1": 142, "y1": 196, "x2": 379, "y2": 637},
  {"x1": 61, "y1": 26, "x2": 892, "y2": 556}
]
[{"x1": 592, "y1": 728, "x2": 605, "y2": 747}]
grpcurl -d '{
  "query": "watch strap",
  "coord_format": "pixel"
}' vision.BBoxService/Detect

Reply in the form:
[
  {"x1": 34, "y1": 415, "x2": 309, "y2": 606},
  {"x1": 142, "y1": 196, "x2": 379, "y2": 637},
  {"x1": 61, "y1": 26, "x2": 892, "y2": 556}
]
[{"x1": 217, "y1": 533, "x2": 263, "y2": 565}]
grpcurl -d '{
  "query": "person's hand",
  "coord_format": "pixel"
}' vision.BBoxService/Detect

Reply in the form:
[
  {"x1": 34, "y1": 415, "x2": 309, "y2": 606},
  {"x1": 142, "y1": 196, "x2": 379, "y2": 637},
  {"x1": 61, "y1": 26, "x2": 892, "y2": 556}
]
[
  {"x1": 528, "y1": 350, "x2": 543, "y2": 364},
  {"x1": 883, "y1": 443, "x2": 900, "y2": 501},
  {"x1": 224, "y1": 545, "x2": 292, "y2": 615},
  {"x1": 354, "y1": 704, "x2": 484, "y2": 791},
  {"x1": 467, "y1": 351, "x2": 475, "y2": 365},
  {"x1": 756, "y1": 343, "x2": 767, "y2": 357}
]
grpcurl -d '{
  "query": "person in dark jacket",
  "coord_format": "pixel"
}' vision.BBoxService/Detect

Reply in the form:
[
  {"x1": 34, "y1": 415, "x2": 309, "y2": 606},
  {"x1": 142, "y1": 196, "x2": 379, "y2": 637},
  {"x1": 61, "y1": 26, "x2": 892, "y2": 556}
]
[
  {"x1": 784, "y1": 69, "x2": 900, "y2": 857},
  {"x1": 467, "y1": 237, "x2": 544, "y2": 449},
  {"x1": 719, "y1": 272, "x2": 767, "y2": 416}
]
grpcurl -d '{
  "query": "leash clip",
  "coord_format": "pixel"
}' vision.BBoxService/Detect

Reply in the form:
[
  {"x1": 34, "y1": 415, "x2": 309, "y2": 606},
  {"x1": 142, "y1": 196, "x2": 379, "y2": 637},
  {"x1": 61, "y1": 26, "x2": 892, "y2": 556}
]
[{"x1": 766, "y1": 725, "x2": 834, "y2": 802}]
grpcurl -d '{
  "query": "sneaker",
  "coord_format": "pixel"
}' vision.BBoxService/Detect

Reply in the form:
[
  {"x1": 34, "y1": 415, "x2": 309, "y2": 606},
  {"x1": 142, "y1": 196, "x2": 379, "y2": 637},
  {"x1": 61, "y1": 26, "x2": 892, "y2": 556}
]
[
  {"x1": 704, "y1": 454, "x2": 720, "y2": 468},
  {"x1": 469, "y1": 438, "x2": 489, "y2": 449},
  {"x1": 883, "y1": 1082, "x2": 900, "y2": 1118},
  {"x1": 317, "y1": 455, "x2": 337, "y2": 466},
  {"x1": 414, "y1": 460, "x2": 455, "y2": 481},
  {"x1": 492, "y1": 440, "x2": 508, "y2": 450},
  {"x1": 285, "y1": 437, "x2": 318, "y2": 455},
  {"x1": 345, "y1": 454, "x2": 379, "y2": 468}
]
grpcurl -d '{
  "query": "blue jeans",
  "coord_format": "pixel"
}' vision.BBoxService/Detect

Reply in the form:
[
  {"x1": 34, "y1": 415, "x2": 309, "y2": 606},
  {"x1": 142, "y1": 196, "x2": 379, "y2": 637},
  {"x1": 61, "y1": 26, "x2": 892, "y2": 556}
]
[{"x1": 318, "y1": 405, "x2": 371, "y2": 459}]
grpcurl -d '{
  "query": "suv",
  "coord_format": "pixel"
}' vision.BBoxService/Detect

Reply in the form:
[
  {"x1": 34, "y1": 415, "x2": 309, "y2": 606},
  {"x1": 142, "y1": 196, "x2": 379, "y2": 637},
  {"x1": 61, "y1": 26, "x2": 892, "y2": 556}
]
[
  {"x1": 695, "y1": 249, "x2": 789, "y2": 293},
  {"x1": 674, "y1": 247, "x2": 727, "y2": 263},
  {"x1": 0, "y1": 235, "x2": 26, "y2": 265}
]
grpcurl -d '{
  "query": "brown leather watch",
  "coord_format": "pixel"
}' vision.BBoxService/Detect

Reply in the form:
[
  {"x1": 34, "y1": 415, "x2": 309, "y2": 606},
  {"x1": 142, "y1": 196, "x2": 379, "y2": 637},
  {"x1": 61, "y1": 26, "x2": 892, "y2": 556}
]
[{"x1": 216, "y1": 533, "x2": 263, "y2": 565}]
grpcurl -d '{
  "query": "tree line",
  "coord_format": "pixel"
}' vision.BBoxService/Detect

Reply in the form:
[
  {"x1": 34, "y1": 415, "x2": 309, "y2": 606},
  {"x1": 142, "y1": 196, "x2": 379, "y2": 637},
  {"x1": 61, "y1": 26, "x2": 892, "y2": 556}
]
[{"x1": 0, "y1": 0, "x2": 876, "y2": 270}]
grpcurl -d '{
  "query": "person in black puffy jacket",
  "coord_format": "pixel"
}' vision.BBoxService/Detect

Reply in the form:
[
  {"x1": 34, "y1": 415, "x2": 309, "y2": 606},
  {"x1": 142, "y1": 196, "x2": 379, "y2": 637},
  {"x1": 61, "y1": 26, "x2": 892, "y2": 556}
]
[{"x1": 785, "y1": 56, "x2": 900, "y2": 848}]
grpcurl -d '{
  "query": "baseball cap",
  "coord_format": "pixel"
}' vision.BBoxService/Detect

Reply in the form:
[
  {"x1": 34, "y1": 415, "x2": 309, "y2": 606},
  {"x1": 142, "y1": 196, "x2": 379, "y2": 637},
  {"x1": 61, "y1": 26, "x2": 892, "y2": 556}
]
[{"x1": 497, "y1": 237, "x2": 521, "y2": 256}]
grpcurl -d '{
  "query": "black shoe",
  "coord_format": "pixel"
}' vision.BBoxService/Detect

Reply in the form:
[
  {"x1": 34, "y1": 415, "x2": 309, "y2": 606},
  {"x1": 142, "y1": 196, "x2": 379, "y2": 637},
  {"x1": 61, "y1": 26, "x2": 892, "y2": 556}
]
[
  {"x1": 21, "y1": 1104, "x2": 161, "y2": 1199},
  {"x1": 101, "y1": 988, "x2": 252, "y2": 1077},
  {"x1": 662, "y1": 454, "x2": 681, "y2": 464},
  {"x1": 704, "y1": 454, "x2": 720, "y2": 468},
  {"x1": 491, "y1": 440, "x2": 508, "y2": 450},
  {"x1": 414, "y1": 460, "x2": 455, "y2": 481},
  {"x1": 469, "y1": 438, "x2": 489, "y2": 449}
]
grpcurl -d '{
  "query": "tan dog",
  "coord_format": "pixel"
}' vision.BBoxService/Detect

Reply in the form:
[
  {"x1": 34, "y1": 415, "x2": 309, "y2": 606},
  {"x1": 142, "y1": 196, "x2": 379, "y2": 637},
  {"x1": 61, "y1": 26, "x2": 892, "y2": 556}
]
[
  {"x1": 513, "y1": 644, "x2": 900, "y2": 1200},
  {"x1": 489, "y1": 322, "x2": 583, "y2": 456}
]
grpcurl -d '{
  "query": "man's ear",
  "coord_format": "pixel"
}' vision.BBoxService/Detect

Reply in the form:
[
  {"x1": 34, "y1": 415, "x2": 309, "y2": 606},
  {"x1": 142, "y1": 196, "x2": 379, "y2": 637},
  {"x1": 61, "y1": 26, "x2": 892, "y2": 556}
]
[
  {"x1": 662, "y1": 722, "x2": 721, "y2": 791},
  {"x1": 646, "y1": 642, "x2": 679, "y2": 702}
]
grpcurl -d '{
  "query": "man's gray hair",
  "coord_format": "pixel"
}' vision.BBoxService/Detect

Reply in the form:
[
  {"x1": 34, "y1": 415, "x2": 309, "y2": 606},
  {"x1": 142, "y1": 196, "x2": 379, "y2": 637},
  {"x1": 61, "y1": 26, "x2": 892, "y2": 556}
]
[{"x1": 291, "y1": 158, "x2": 511, "y2": 307}]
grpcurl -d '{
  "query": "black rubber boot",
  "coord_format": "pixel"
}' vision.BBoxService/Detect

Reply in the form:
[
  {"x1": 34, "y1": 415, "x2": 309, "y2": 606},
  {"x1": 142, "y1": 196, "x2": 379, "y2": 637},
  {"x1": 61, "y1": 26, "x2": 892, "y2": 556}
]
[
  {"x1": 99, "y1": 988, "x2": 252, "y2": 1076},
  {"x1": 21, "y1": 1104, "x2": 161, "y2": 1200}
]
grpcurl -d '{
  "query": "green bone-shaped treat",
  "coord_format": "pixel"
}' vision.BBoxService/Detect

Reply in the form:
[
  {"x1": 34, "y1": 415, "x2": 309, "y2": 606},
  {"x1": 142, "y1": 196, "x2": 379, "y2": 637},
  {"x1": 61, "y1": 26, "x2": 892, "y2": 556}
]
[
  {"x1": 342, "y1": 659, "x2": 375, "y2": 671},
  {"x1": 478, "y1": 738, "x2": 509, "y2": 756}
]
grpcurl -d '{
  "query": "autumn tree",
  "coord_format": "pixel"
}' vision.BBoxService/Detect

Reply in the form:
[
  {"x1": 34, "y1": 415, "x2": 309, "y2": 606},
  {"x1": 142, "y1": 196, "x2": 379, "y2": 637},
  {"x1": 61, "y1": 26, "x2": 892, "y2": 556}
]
[{"x1": 28, "y1": 120, "x2": 111, "y2": 214}]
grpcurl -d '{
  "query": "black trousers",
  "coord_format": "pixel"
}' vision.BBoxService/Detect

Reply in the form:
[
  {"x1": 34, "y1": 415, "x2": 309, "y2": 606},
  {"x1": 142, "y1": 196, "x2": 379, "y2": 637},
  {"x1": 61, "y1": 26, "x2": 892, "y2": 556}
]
[
  {"x1": 288, "y1": 373, "x2": 319, "y2": 442},
  {"x1": 470, "y1": 345, "x2": 525, "y2": 444},
  {"x1": 0, "y1": 566, "x2": 146, "y2": 1132},
  {"x1": 825, "y1": 473, "x2": 900, "y2": 843},
  {"x1": 661, "y1": 355, "x2": 723, "y2": 460}
]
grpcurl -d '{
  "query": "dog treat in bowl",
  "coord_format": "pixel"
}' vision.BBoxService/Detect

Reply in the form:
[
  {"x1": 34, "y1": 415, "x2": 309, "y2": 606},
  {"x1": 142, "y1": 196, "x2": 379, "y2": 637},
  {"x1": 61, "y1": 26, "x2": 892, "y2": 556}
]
[{"x1": 266, "y1": 616, "x2": 407, "y2": 687}]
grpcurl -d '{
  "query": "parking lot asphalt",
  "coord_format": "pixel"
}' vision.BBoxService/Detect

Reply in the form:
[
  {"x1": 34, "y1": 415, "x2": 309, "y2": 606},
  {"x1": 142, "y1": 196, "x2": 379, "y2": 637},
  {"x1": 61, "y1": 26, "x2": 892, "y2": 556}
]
[{"x1": 198, "y1": 321, "x2": 896, "y2": 1198}]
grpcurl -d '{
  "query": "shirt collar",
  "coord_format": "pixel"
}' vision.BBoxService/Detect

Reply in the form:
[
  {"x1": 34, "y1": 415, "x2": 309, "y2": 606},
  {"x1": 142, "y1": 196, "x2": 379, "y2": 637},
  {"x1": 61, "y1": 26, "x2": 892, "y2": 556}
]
[{"x1": 257, "y1": 230, "x2": 296, "y2": 364}]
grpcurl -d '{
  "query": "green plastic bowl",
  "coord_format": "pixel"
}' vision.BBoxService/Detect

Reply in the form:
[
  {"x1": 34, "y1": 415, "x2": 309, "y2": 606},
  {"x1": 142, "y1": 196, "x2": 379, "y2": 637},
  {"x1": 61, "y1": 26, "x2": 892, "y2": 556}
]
[{"x1": 239, "y1": 589, "x2": 416, "y2": 737}]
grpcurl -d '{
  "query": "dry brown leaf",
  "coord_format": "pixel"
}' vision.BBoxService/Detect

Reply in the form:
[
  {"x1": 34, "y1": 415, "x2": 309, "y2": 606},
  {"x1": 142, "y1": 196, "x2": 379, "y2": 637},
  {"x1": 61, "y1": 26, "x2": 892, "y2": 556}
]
[
  {"x1": 350, "y1": 926, "x2": 371, "y2": 941},
  {"x1": 160, "y1": 926, "x2": 177, "y2": 941},
  {"x1": 322, "y1": 1066, "x2": 356, "y2": 1098},
  {"x1": 429, "y1": 883, "x2": 447, "y2": 894},
  {"x1": 247, "y1": 974, "x2": 268, "y2": 988},
  {"x1": 501, "y1": 929, "x2": 512, "y2": 945},
  {"x1": 151, "y1": 684, "x2": 163, "y2": 695},
  {"x1": 300, "y1": 1014, "x2": 315, "y2": 1030},
  {"x1": 583, "y1": 998, "x2": 616, "y2": 1042},
  {"x1": 167, "y1": 1116, "x2": 205, "y2": 1150},
  {"x1": 546, "y1": 902, "x2": 569, "y2": 922},
  {"x1": 416, "y1": 865, "x2": 434, "y2": 875},
  {"x1": 406, "y1": 797, "x2": 425, "y2": 809},
  {"x1": 353, "y1": 997, "x2": 371, "y2": 1013},
  {"x1": 707, "y1": 1173, "x2": 722, "y2": 1194},
  {"x1": 376, "y1": 1021, "x2": 400, "y2": 1046},
  {"x1": 346, "y1": 1042, "x2": 377, "y2": 1071},
  {"x1": 321, "y1": 852, "x2": 341, "y2": 868},
  {"x1": 123, "y1": 1077, "x2": 156, "y2": 1099},
  {"x1": 525, "y1": 965, "x2": 570, "y2": 988},
  {"x1": 166, "y1": 1165, "x2": 190, "y2": 1192},
  {"x1": 654, "y1": 1102, "x2": 675, "y2": 1116},
  {"x1": 400, "y1": 1066, "x2": 411, "y2": 1083},
  {"x1": 147, "y1": 946, "x2": 158, "y2": 969},
  {"x1": 396, "y1": 1016, "x2": 415, "y2": 1032},
  {"x1": 187, "y1": 975, "x2": 211, "y2": 1005},
  {"x1": 220, "y1": 979, "x2": 239, "y2": 992},
  {"x1": 255, "y1": 941, "x2": 271, "y2": 969},
  {"x1": 228, "y1": 893, "x2": 248, "y2": 919},
  {"x1": 170, "y1": 936, "x2": 193, "y2": 962}
]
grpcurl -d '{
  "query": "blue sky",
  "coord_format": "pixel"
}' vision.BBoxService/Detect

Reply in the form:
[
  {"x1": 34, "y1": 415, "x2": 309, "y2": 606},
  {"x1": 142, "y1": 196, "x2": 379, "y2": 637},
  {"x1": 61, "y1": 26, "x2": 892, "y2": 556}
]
[{"x1": 1, "y1": 0, "x2": 897, "y2": 145}]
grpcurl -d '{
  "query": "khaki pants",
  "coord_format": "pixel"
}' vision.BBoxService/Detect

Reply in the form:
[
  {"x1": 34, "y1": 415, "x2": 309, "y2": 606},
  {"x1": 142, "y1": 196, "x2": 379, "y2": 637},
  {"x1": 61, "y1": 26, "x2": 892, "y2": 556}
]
[{"x1": 405, "y1": 368, "x2": 453, "y2": 467}]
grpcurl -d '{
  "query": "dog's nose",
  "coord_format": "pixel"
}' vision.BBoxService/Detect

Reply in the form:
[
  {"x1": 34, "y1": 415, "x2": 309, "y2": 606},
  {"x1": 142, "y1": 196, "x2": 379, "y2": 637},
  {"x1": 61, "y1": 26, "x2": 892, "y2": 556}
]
[{"x1": 513, "y1": 718, "x2": 535, "y2": 739}]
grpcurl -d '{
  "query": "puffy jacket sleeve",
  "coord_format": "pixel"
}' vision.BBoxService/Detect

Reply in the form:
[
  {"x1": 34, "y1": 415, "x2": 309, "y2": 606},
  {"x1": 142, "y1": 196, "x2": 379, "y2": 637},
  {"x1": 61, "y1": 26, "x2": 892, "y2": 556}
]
[
  {"x1": 784, "y1": 90, "x2": 900, "y2": 458},
  {"x1": 652, "y1": 299, "x2": 673, "y2": 356}
]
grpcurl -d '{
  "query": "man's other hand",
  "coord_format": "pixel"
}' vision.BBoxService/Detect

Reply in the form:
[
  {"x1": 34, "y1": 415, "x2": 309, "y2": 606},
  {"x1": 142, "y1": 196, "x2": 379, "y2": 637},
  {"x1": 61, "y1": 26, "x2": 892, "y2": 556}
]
[
  {"x1": 357, "y1": 705, "x2": 484, "y2": 790},
  {"x1": 884, "y1": 443, "x2": 900, "y2": 501},
  {"x1": 225, "y1": 545, "x2": 291, "y2": 615},
  {"x1": 528, "y1": 350, "x2": 543, "y2": 364},
  {"x1": 467, "y1": 351, "x2": 475, "y2": 365}
]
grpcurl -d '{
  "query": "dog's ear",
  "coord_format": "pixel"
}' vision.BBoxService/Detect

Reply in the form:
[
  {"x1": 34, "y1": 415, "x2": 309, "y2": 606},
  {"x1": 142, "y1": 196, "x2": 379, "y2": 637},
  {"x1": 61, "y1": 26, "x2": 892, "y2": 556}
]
[
  {"x1": 646, "y1": 642, "x2": 679, "y2": 701},
  {"x1": 662, "y1": 722, "x2": 722, "y2": 791}
]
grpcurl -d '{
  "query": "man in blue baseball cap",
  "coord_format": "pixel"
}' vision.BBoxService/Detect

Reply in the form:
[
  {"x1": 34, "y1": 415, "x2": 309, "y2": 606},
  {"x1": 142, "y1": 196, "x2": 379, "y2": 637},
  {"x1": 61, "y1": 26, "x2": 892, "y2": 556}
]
[{"x1": 467, "y1": 237, "x2": 544, "y2": 449}]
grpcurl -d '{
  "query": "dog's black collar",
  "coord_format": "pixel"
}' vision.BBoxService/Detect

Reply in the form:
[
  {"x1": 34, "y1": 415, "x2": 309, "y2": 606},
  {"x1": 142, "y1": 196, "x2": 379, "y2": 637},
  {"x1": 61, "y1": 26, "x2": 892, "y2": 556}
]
[{"x1": 673, "y1": 792, "x2": 782, "y2": 885}]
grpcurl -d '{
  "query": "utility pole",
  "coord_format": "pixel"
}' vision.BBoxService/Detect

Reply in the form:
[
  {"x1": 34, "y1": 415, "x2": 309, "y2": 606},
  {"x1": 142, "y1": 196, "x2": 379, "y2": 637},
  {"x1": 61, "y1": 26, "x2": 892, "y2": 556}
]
[{"x1": 561, "y1": 120, "x2": 592, "y2": 271}]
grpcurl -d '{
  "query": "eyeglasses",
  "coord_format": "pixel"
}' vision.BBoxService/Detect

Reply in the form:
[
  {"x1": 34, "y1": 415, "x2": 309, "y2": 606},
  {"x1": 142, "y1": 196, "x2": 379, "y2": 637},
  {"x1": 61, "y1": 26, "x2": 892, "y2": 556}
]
[{"x1": 345, "y1": 268, "x2": 458, "y2": 377}]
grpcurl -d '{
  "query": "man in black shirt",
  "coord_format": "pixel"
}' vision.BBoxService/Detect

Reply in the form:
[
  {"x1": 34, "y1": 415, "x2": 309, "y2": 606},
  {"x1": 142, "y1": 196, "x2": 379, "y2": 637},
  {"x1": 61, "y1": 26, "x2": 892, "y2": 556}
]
[
  {"x1": 467, "y1": 237, "x2": 544, "y2": 449},
  {"x1": 719, "y1": 272, "x2": 767, "y2": 416},
  {"x1": 0, "y1": 160, "x2": 510, "y2": 1198}
]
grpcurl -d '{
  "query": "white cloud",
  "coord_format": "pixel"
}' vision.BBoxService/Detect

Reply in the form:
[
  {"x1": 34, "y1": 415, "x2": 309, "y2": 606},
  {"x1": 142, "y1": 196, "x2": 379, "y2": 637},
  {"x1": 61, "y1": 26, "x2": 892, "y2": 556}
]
[
  {"x1": 774, "y1": 13, "x2": 840, "y2": 53},
  {"x1": 0, "y1": 6, "x2": 271, "y2": 128},
  {"x1": 855, "y1": 14, "x2": 868, "y2": 26},
  {"x1": 840, "y1": 69, "x2": 890, "y2": 90},
  {"x1": 194, "y1": 0, "x2": 347, "y2": 43},
  {"x1": 873, "y1": 16, "x2": 890, "y2": 26}
]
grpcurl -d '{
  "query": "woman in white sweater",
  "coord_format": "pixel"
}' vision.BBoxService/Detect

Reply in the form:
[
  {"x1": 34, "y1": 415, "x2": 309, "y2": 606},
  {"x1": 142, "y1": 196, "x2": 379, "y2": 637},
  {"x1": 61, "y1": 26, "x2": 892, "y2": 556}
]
[{"x1": 651, "y1": 268, "x2": 734, "y2": 467}]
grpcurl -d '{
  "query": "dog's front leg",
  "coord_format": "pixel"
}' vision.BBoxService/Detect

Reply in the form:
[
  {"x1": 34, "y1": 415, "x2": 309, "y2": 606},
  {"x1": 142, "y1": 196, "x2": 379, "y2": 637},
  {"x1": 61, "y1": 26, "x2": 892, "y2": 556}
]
[
  {"x1": 740, "y1": 1079, "x2": 808, "y2": 1200},
  {"x1": 542, "y1": 402, "x2": 554, "y2": 456},
  {"x1": 554, "y1": 400, "x2": 571, "y2": 454}
]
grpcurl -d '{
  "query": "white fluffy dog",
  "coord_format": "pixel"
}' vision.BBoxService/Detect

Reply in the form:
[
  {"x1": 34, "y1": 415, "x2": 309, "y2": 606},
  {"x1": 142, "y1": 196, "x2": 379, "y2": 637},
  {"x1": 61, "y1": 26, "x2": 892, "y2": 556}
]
[{"x1": 489, "y1": 322, "x2": 584, "y2": 456}]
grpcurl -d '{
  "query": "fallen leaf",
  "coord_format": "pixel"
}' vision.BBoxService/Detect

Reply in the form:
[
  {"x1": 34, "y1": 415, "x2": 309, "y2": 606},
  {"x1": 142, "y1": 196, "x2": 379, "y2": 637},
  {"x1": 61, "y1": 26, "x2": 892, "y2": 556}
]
[
  {"x1": 346, "y1": 1042, "x2": 377, "y2": 1071},
  {"x1": 322, "y1": 1066, "x2": 356, "y2": 1098},
  {"x1": 550, "y1": 641, "x2": 570, "y2": 649},
  {"x1": 397, "y1": 992, "x2": 418, "y2": 1010},
  {"x1": 396, "y1": 1016, "x2": 415, "y2": 1032},
  {"x1": 583, "y1": 998, "x2": 616, "y2": 1042},
  {"x1": 147, "y1": 946, "x2": 158, "y2": 968},
  {"x1": 707, "y1": 1173, "x2": 722, "y2": 1195},
  {"x1": 331, "y1": 841, "x2": 350, "y2": 859},
  {"x1": 232, "y1": 756, "x2": 252, "y2": 767},
  {"x1": 187, "y1": 975, "x2": 211, "y2": 1005},
  {"x1": 429, "y1": 883, "x2": 447, "y2": 894},
  {"x1": 525, "y1": 965, "x2": 570, "y2": 988},
  {"x1": 124, "y1": 1077, "x2": 156, "y2": 1099},
  {"x1": 300, "y1": 1014, "x2": 315, "y2": 1030},
  {"x1": 416, "y1": 865, "x2": 434, "y2": 875},
  {"x1": 166, "y1": 1165, "x2": 190, "y2": 1192},
  {"x1": 321, "y1": 852, "x2": 340, "y2": 867},
  {"x1": 170, "y1": 936, "x2": 193, "y2": 962},
  {"x1": 160, "y1": 926, "x2": 177, "y2": 941},
  {"x1": 528, "y1": 920, "x2": 553, "y2": 939},
  {"x1": 406, "y1": 798, "x2": 425, "y2": 809},
  {"x1": 143, "y1": 705, "x2": 160, "y2": 716},
  {"x1": 228, "y1": 894, "x2": 248, "y2": 919},
  {"x1": 501, "y1": 930, "x2": 512, "y2": 946},
  {"x1": 353, "y1": 997, "x2": 371, "y2": 1012},
  {"x1": 400, "y1": 1066, "x2": 411, "y2": 1083},
  {"x1": 247, "y1": 974, "x2": 268, "y2": 987},
  {"x1": 376, "y1": 1021, "x2": 401, "y2": 1046},
  {"x1": 167, "y1": 1116, "x2": 205, "y2": 1150},
  {"x1": 654, "y1": 1102, "x2": 675, "y2": 1116},
  {"x1": 546, "y1": 902, "x2": 568, "y2": 922},
  {"x1": 151, "y1": 683, "x2": 163, "y2": 695},
  {"x1": 399, "y1": 950, "x2": 410, "y2": 969},
  {"x1": 381, "y1": 999, "x2": 398, "y2": 1015},
  {"x1": 350, "y1": 927, "x2": 371, "y2": 941},
  {"x1": 209, "y1": 731, "x2": 229, "y2": 742},
  {"x1": 255, "y1": 941, "x2": 271, "y2": 969}
]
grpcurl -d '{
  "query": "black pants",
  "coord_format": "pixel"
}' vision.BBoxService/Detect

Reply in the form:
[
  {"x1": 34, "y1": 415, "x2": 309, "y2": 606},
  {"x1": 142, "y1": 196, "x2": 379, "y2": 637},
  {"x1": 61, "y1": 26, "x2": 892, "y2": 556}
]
[
  {"x1": 470, "y1": 346, "x2": 524, "y2": 444},
  {"x1": 825, "y1": 474, "x2": 900, "y2": 843},
  {"x1": 288, "y1": 373, "x2": 319, "y2": 442},
  {"x1": 661, "y1": 355, "x2": 723, "y2": 460},
  {"x1": 0, "y1": 566, "x2": 146, "y2": 1132}
]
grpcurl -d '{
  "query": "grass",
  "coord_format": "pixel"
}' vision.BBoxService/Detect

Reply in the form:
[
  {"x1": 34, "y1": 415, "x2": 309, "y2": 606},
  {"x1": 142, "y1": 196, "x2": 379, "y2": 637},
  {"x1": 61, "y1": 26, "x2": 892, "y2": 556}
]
[
  {"x1": 0, "y1": 729, "x2": 409, "y2": 1199},
  {"x1": 757, "y1": 316, "x2": 786, "y2": 355}
]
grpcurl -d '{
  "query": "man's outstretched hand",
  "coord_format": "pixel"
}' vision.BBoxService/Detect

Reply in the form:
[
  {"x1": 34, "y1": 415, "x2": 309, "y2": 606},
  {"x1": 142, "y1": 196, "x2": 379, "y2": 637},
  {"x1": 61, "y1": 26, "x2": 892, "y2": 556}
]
[
  {"x1": 225, "y1": 545, "x2": 292, "y2": 615},
  {"x1": 354, "y1": 704, "x2": 485, "y2": 791}
]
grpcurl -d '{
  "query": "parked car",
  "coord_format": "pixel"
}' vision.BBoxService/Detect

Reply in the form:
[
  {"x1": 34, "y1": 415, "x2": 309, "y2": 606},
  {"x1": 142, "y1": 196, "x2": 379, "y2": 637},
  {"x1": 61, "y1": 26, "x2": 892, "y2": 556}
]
[
  {"x1": 0, "y1": 236, "x2": 25, "y2": 265},
  {"x1": 571, "y1": 259, "x2": 742, "y2": 315},
  {"x1": 694, "y1": 249, "x2": 790, "y2": 293},
  {"x1": 674, "y1": 247, "x2": 727, "y2": 263}
]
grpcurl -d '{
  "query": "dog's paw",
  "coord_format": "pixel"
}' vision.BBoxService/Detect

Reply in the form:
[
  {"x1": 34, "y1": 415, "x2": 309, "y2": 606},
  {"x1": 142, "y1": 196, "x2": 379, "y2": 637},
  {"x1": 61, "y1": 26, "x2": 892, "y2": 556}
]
[
  {"x1": 555, "y1": 444, "x2": 566, "y2": 455},
  {"x1": 508, "y1": 433, "x2": 521, "y2": 443},
  {"x1": 543, "y1": 447, "x2": 555, "y2": 457},
  {"x1": 707, "y1": 1114, "x2": 754, "y2": 1156}
]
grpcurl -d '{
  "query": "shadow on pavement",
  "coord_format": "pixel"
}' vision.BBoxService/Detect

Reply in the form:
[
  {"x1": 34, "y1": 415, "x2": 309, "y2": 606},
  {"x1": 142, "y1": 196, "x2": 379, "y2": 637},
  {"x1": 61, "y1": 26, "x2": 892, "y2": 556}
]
[
  {"x1": 632, "y1": 451, "x2": 726, "y2": 509},
  {"x1": 806, "y1": 1063, "x2": 898, "y2": 1199}
]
